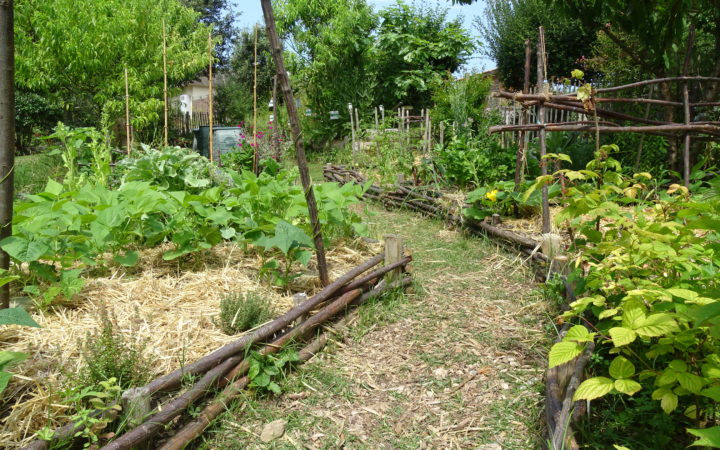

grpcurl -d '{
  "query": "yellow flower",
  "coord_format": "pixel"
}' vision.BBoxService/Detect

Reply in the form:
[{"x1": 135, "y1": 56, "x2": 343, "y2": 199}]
[{"x1": 486, "y1": 189, "x2": 498, "y2": 202}]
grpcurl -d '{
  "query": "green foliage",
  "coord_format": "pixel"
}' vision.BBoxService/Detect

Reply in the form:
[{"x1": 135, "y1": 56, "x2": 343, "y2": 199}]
[
  {"x1": 276, "y1": 0, "x2": 377, "y2": 145},
  {"x1": 3, "y1": 155, "x2": 367, "y2": 303},
  {"x1": 464, "y1": 179, "x2": 553, "y2": 221},
  {"x1": 434, "y1": 121, "x2": 518, "y2": 189},
  {"x1": 48, "y1": 378, "x2": 123, "y2": 448},
  {"x1": 477, "y1": 0, "x2": 597, "y2": 89},
  {"x1": 79, "y1": 308, "x2": 150, "y2": 390},
  {"x1": 117, "y1": 145, "x2": 232, "y2": 193},
  {"x1": 541, "y1": 146, "x2": 720, "y2": 445},
  {"x1": 247, "y1": 348, "x2": 300, "y2": 395},
  {"x1": 216, "y1": 291, "x2": 274, "y2": 335},
  {"x1": 14, "y1": 152, "x2": 63, "y2": 198},
  {"x1": 14, "y1": 90, "x2": 62, "y2": 154},
  {"x1": 371, "y1": 2, "x2": 475, "y2": 108},
  {"x1": 216, "y1": 27, "x2": 274, "y2": 121},
  {"x1": 431, "y1": 73, "x2": 492, "y2": 137},
  {"x1": 15, "y1": 0, "x2": 211, "y2": 135}
]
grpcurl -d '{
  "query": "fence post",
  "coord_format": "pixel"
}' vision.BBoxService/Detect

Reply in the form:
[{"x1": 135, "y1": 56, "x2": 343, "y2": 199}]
[{"x1": 384, "y1": 235, "x2": 404, "y2": 283}]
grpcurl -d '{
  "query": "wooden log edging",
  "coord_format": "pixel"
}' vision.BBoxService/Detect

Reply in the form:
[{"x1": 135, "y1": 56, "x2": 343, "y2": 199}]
[
  {"x1": 22, "y1": 252, "x2": 412, "y2": 450},
  {"x1": 324, "y1": 164, "x2": 549, "y2": 265},
  {"x1": 158, "y1": 275, "x2": 412, "y2": 450}
]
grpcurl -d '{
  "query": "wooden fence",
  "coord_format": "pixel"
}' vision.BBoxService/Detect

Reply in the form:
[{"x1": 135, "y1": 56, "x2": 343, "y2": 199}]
[
  {"x1": 173, "y1": 112, "x2": 233, "y2": 135},
  {"x1": 486, "y1": 79, "x2": 589, "y2": 146}
]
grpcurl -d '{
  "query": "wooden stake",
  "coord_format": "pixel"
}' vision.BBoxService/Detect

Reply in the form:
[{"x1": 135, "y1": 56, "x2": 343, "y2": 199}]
[
  {"x1": 374, "y1": 107, "x2": 379, "y2": 130},
  {"x1": 354, "y1": 107, "x2": 360, "y2": 138},
  {"x1": 162, "y1": 20, "x2": 168, "y2": 147},
  {"x1": 208, "y1": 32, "x2": 214, "y2": 163},
  {"x1": 537, "y1": 28, "x2": 550, "y2": 234},
  {"x1": 261, "y1": 0, "x2": 330, "y2": 286},
  {"x1": 252, "y1": 24, "x2": 259, "y2": 174},
  {"x1": 384, "y1": 235, "x2": 403, "y2": 282},
  {"x1": 272, "y1": 75, "x2": 280, "y2": 159},
  {"x1": 349, "y1": 104, "x2": 356, "y2": 154},
  {"x1": 682, "y1": 25, "x2": 695, "y2": 188},
  {"x1": 125, "y1": 67, "x2": 131, "y2": 155},
  {"x1": 514, "y1": 38, "x2": 531, "y2": 190}
]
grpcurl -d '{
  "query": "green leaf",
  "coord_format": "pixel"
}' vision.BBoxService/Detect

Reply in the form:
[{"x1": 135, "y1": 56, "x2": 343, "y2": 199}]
[
  {"x1": 688, "y1": 426, "x2": 720, "y2": 447},
  {"x1": 252, "y1": 372, "x2": 270, "y2": 387},
  {"x1": 564, "y1": 325, "x2": 593, "y2": 342},
  {"x1": 0, "y1": 236, "x2": 51, "y2": 262},
  {"x1": 220, "y1": 227, "x2": 236, "y2": 239},
  {"x1": 701, "y1": 386, "x2": 720, "y2": 402},
  {"x1": 677, "y1": 372, "x2": 704, "y2": 394},
  {"x1": 44, "y1": 179, "x2": 64, "y2": 196},
  {"x1": 0, "y1": 308, "x2": 40, "y2": 327},
  {"x1": 614, "y1": 378, "x2": 642, "y2": 395},
  {"x1": 668, "y1": 360, "x2": 687, "y2": 372},
  {"x1": 113, "y1": 251, "x2": 139, "y2": 267},
  {"x1": 573, "y1": 376, "x2": 614, "y2": 401},
  {"x1": 0, "y1": 371, "x2": 12, "y2": 394},
  {"x1": 571, "y1": 69, "x2": 585, "y2": 79},
  {"x1": 609, "y1": 356, "x2": 635, "y2": 379},
  {"x1": 609, "y1": 327, "x2": 636, "y2": 347},
  {"x1": 634, "y1": 314, "x2": 678, "y2": 337},
  {"x1": 267, "y1": 382, "x2": 281, "y2": 394},
  {"x1": 548, "y1": 341, "x2": 584, "y2": 369},
  {"x1": 660, "y1": 390, "x2": 678, "y2": 414},
  {"x1": 0, "y1": 351, "x2": 28, "y2": 372}
]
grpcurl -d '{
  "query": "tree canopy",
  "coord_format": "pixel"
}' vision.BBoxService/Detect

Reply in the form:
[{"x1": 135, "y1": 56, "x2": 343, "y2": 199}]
[
  {"x1": 477, "y1": 0, "x2": 597, "y2": 90},
  {"x1": 372, "y1": 2, "x2": 475, "y2": 108},
  {"x1": 15, "y1": 0, "x2": 211, "y2": 132}
]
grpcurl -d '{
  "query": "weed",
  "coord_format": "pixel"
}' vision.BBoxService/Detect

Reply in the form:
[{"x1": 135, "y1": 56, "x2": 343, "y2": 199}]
[{"x1": 216, "y1": 291, "x2": 274, "y2": 335}]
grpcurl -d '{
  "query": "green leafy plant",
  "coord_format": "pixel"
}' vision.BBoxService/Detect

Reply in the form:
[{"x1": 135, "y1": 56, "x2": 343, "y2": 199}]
[
  {"x1": 57, "y1": 378, "x2": 123, "y2": 448},
  {"x1": 0, "y1": 276, "x2": 40, "y2": 395},
  {"x1": 254, "y1": 220, "x2": 314, "y2": 288},
  {"x1": 247, "y1": 348, "x2": 300, "y2": 395},
  {"x1": 542, "y1": 146, "x2": 720, "y2": 446},
  {"x1": 216, "y1": 291, "x2": 274, "y2": 335}
]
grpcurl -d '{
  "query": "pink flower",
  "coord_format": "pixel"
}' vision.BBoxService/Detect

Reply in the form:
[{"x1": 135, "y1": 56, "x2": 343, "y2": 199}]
[
  {"x1": 256, "y1": 131, "x2": 265, "y2": 139},
  {"x1": 240, "y1": 134, "x2": 246, "y2": 139},
  {"x1": 268, "y1": 126, "x2": 273, "y2": 130}
]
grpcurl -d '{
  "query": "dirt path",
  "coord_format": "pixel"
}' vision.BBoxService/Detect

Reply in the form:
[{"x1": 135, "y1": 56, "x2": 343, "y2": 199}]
[{"x1": 199, "y1": 205, "x2": 552, "y2": 449}]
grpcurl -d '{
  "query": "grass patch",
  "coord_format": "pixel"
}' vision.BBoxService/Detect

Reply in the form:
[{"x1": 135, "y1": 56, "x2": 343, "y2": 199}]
[{"x1": 15, "y1": 151, "x2": 63, "y2": 197}]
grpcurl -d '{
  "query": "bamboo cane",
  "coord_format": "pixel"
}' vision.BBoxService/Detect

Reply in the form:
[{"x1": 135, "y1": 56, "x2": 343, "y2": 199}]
[
  {"x1": 252, "y1": 24, "x2": 259, "y2": 173},
  {"x1": 162, "y1": 20, "x2": 168, "y2": 147},
  {"x1": 124, "y1": 67, "x2": 131, "y2": 155},
  {"x1": 208, "y1": 32, "x2": 214, "y2": 163}
]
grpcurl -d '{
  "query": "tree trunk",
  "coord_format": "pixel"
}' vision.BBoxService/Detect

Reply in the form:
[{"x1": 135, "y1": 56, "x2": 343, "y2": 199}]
[
  {"x1": 261, "y1": 0, "x2": 329, "y2": 286},
  {"x1": 0, "y1": 0, "x2": 15, "y2": 309}
]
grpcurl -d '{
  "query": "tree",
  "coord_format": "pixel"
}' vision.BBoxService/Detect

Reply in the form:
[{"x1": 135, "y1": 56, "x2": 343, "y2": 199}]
[
  {"x1": 371, "y1": 2, "x2": 475, "y2": 108},
  {"x1": 14, "y1": 0, "x2": 211, "y2": 136},
  {"x1": 274, "y1": 0, "x2": 378, "y2": 143},
  {"x1": 215, "y1": 26, "x2": 275, "y2": 122},
  {"x1": 182, "y1": 0, "x2": 237, "y2": 66},
  {"x1": 0, "y1": 0, "x2": 15, "y2": 308},
  {"x1": 477, "y1": 0, "x2": 597, "y2": 90}
]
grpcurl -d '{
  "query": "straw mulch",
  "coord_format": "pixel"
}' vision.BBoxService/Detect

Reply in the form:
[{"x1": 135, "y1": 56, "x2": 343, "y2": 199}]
[{"x1": 0, "y1": 241, "x2": 376, "y2": 448}]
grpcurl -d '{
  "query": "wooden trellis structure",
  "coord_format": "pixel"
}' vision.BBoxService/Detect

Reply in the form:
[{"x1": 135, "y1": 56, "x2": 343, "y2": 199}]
[{"x1": 490, "y1": 27, "x2": 720, "y2": 236}]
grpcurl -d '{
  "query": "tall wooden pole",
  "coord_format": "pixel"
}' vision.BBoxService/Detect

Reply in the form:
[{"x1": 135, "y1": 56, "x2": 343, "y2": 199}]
[
  {"x1": 272, "y1": 75, "x2": 280, "y2": 159},
  {"x1": 682, "y1": 24, "x2": 695, "y2": 188},
  {"x1": 0, "y1": 0, "x2": 14, "y2": 308},
  {"x1": 125, "y1": 67, "x2": 131, "y2": 155},
  {"x1": 162, "y1": 19, "x2": 169, "y2": 147},
  {"x1": 252, "y1": 24, "x2": 259, "y2": 174},
  {"x1": 538, "y1": 28, "x2": 550, "y2": 233},
  {"x1": 261, "y1": 0, "x2": 330, "y2": 286},
  {"x1": 514, "y1": 38, "x2": 531, "y2": 191},
  {"x1": 208, "y1": 32, "x2": 214, "y2": 163}
]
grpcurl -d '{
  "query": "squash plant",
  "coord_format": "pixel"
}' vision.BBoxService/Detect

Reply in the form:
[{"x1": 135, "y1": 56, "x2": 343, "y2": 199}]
[{"x1": 541, "y1": 146, "x2": 720, "y2": 445}]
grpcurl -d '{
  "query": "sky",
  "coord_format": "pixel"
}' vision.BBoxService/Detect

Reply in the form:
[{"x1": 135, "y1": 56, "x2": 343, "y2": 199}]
[{"x1": 234, "y1": 0, "x2": 495, "y2": 71}]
